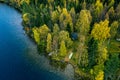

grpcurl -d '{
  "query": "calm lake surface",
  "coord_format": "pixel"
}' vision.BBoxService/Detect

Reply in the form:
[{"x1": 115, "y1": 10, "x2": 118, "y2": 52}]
[{"x1": 0, "y1": 3, "x2": 74, "y2": 80}]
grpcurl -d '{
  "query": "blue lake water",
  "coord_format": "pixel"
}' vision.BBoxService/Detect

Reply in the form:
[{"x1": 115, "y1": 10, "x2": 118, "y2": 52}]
[{"x1": 0, "y1": 3, "x2": 74, "y2": 80}]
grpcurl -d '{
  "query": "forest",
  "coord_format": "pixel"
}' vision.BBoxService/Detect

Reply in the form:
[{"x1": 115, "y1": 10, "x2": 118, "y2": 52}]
[{"x1": 0, "y1": 0, "x2": 120, "y2": 80}]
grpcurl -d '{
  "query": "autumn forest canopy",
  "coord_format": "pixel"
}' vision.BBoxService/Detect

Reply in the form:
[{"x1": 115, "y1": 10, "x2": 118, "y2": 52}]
[{"x1": 1, "y1": 0, "x2": 120, "y2": 80}]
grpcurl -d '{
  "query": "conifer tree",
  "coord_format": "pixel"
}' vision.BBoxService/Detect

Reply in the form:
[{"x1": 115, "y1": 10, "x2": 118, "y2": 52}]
[
  {"x1": 95, "y1": 0, "x2": 103, "y2": 16},
  {"x1": 75, "y1": 10, "x2": 92, "y2": 34},
  {"x1": 32, "y1": 28, "x2": 40, "y2": 44},
  {"x1": 110, "y1": 21, "x2": 118, "y2": 39},
  {"x1": 95, "y1": 70, "x2": 104, "y2": 80},
  {"x1": 59, "y1": 40, "x2": 67, "y2": 57},
  {"x1": 46, "y1": 33, "x2": 52, "y2": 53}
]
